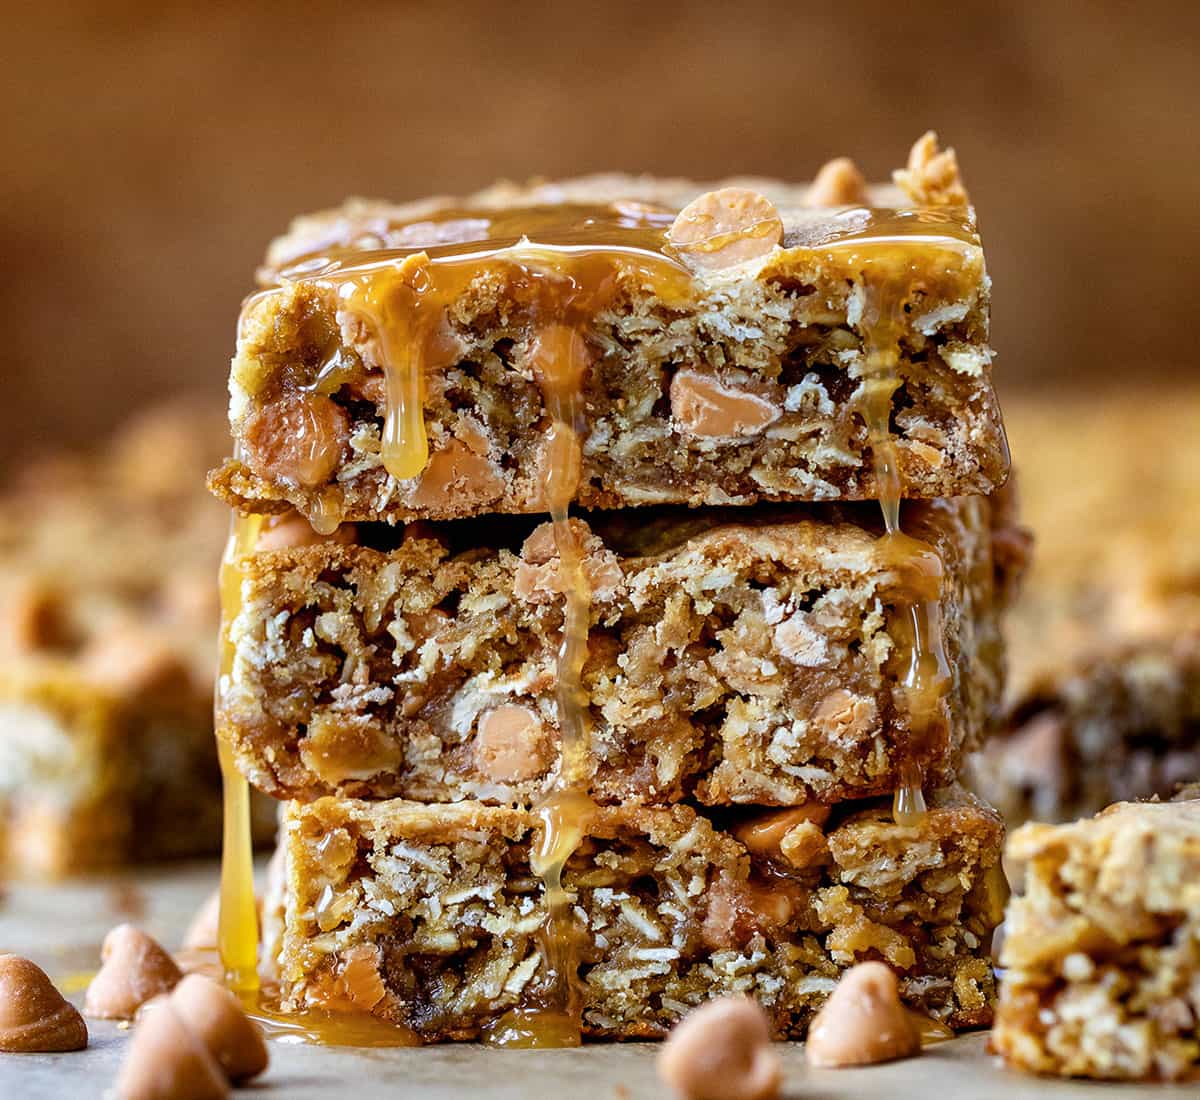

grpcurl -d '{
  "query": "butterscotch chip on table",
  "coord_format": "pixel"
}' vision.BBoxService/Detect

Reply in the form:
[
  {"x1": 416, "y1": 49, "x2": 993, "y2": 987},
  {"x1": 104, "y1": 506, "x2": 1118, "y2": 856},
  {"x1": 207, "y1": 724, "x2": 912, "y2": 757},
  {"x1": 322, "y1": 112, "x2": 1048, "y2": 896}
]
[
  {"x1": 219, "y1": 496, "x2": 1012, "y2": 807},
  {"x1": 993, "y1": 798, "x2": 1200, "y2": 1080},
  {"x1": 267, "y1": 786, "x2": 1004, "y2": 1041},
  {"x1": 210, "y1": 152, "x2": 1006, "y2": 530}
]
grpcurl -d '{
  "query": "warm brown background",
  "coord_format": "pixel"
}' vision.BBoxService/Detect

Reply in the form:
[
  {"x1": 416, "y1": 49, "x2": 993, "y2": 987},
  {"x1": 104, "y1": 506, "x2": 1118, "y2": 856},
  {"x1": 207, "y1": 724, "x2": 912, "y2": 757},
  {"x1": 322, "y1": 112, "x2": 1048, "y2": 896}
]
[{"x1": 4, "y1": 0, "x2": 1197, "y2": 465}]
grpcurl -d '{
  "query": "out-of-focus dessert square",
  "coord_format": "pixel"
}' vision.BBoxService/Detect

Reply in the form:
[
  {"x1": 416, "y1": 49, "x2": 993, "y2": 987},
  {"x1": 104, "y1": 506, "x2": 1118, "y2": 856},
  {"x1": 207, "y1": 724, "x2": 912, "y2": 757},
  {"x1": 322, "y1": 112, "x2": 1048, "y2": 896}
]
[
  {"x1": 0, "y1": 404, "x2": 274, "y2": 874},
  {"x1": 969, "y1": 388, "x2": 1200, "y2": 824}
]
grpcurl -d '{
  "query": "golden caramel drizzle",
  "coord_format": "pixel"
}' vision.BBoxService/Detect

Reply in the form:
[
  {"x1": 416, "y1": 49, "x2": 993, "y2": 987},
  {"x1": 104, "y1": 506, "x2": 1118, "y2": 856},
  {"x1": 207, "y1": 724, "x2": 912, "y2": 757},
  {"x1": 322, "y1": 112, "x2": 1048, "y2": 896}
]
[
  {"x1": 243, "y1": 985, "x2": 420, "y2": 1048},
  {"x1": 217, "y1": 512, "x2": 265, "y2": 994},
  {"x1": 908, "y1": 1009, "x2": 955, "y2": 1046},
  {"x1": 340, "y1": 254, "x2": 434, "y2": 481},
  {"x1": 846, "y1": 262, "x2": 959, "y2": 826},
  {"x1": 486, "y1": 319, "x2": 597, "y2": 1047}
]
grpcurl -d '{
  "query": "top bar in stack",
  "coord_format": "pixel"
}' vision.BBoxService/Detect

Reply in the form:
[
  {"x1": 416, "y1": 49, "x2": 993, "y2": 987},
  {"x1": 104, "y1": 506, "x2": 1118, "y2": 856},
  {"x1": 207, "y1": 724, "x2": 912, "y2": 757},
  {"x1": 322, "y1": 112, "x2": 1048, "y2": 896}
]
[{"x1": 209, "y1": 136, "x2": 1006, "y2": 530}]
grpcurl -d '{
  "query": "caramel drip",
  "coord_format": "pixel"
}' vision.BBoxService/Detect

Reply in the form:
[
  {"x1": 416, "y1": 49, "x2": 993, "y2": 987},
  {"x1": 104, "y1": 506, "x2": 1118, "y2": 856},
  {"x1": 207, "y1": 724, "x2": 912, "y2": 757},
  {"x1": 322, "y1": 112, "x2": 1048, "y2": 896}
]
[
  {"x1": 339, "y1": 254, "x2": 434, "y2": 481},
  {"x1": 907, "y1": 1008, "x2": 955, "y2": 1046},
  {"x1": 854, "y1": 274, "x2": 952, "y2": 825},
  {"x1": 216, "y1": 512, "x2": 265, "y2": 994},
  {"x1": 308, "y1": 488, "x2": 345, "y2": 537},
  {"x1": 242, "y1": 986, "x2": 420, "y2": 1048},
  {"x1": 180, "y1": 947, "x2": 420, "y2": 1048},
  {"x1": 486, "y1": 315, "x2": 598, "y2": 1048}
]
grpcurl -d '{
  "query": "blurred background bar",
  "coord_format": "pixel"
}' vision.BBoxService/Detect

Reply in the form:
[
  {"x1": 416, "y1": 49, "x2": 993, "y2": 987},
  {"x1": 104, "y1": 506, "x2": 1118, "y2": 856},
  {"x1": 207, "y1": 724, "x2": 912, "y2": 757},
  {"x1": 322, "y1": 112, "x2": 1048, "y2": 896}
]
[{"x1": 2, "y1": 0, "x2": 1197, "y2": 465}]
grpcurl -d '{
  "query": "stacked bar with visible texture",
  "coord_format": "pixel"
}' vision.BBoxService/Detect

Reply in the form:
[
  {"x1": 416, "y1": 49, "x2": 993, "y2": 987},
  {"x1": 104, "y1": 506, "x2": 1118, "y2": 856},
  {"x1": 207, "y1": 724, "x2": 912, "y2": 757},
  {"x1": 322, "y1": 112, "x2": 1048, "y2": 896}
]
[
  {"x1": 277, "y1": 787, "x2": 1004, "y2": 1040},
  {"x1": 216, "y1": 135, "x2": 1020, "y2": 1040},
  {"x1": 224, "y1": 499, "x2": 1003, "y2": 808}
]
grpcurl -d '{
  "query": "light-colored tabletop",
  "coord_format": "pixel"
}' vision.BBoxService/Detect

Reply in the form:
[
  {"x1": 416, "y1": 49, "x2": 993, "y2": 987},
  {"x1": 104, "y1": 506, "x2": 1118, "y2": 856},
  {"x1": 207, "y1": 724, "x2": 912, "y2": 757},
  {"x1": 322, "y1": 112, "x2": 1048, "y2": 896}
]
[{"x1": 0, "y1": 864, "x2": 1176, "y2": 1098}]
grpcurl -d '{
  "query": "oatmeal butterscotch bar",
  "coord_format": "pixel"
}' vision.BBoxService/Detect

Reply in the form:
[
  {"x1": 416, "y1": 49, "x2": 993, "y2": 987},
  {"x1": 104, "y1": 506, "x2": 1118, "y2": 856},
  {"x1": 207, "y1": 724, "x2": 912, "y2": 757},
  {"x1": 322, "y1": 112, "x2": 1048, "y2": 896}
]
[
  {"x1": 0, "y1": 403, "x2": 275, "y2": 875},
  {"x1": 0, "y1": 658, "x2": 232, "y2": 875},
  {"x1": 209, "y1": 137, "x2": 1006, "y2": 530},
  {"x1": 967, "y1": 387, "x2": 1200, "y2": 824},
  {"x1": 970, "y1": 634, "x2": 1200, "y2": 825},
  {"x1": 270, "y1": 785, "x2": 1004, "y2": 1041},
  {"x1": 993, "y1": 797, "x2": 1200, "y2": 1080},
  {"x1": 220, "y1": 496, "x2": 1012, "y2": 808}
]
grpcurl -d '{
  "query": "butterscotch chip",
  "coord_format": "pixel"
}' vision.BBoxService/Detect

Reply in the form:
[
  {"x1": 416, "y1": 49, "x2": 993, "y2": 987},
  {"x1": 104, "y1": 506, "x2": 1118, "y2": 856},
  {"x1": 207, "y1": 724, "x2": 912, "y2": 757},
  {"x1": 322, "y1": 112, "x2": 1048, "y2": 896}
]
[
  {"x1": 255, "y1": 511, "x2": 358, "y2": 551},
  {"x1": 513, "y1": 519, "x2": 624, "y2": 604},
  {"x1": 733, "y1": 805, "x2": 830, "y2": 858},
  {"x1": 657, "y1": 996, "x2": 780, "y2": 1100},
  {"x1": 300, "y1": 711, "x2": 404, "y2": 785},
  {"x1": 667, "y1": 188, "x2": 782, "y2": 271},
  {"x1": 893, "y1": 131, "x2": 969, "y2": 207},
  {"x1": 85, "y1": 924, "x2": 183, "y2": 1020},
  {"x1": 805, "y1": 157, "x2": 869, "y2": 206},
  {"x1": 0, "y1": 954, "x2": 88, "y2": 1052},
  {"x1": 474, "y1": 705, "x2": 551, "y2": 782},
  {"x1": 407, "y1": 423, "x2": 502, "y2": 509},
  {"x1": 669, "y1": 371, "x2": 780, "y2": 439},
  {"x1": 805, "y1": 961, "x2": 920, "y2": 1068},
  {"x1": 181, "y1": 891, "x2": 221, "y2": 951},
  {"x1": 117, "y1": 996, "x2": 230, "y2": 1100},
  {"x1": 170, "y1": 974, "x2": 268, "y2": 1082},
  {"x1": 241, "y1": 391, "x2": 350, "y2": 488}
]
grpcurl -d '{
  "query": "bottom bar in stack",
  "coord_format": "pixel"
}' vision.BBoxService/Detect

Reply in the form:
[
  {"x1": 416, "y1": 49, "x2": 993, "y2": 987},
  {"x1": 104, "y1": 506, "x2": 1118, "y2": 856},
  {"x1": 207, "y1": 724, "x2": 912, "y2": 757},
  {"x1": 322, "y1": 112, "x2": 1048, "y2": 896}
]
[{"x1": 268, "y1": 786, "x2": 1005, "y2": 1041}]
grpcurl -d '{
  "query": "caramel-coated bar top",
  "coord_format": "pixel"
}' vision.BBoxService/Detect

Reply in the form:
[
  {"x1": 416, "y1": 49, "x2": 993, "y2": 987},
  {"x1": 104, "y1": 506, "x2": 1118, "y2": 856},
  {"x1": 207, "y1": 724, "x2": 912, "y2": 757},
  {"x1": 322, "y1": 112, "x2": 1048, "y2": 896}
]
[{"x1": 210, "y1": 136, "x2": 1007, "y2": 528}]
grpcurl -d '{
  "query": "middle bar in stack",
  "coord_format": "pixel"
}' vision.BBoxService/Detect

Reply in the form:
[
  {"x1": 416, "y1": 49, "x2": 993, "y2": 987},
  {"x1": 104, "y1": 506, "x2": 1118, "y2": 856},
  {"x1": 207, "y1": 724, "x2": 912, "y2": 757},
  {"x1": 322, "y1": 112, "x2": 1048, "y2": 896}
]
[{"x1": 214, "y1": 135, "x2": 1016, "y2": 1041}]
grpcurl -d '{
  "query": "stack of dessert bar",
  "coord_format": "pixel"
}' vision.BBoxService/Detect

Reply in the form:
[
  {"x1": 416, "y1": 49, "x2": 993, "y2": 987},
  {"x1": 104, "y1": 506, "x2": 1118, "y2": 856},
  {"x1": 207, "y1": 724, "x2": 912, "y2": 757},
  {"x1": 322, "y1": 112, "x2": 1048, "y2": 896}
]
[
  {"x1": 0, "y1": 403, "x2": 274, "y2": 876},
  {"x1": 211, "y1": 135, "x2": 1021, "y2": 1040}
]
